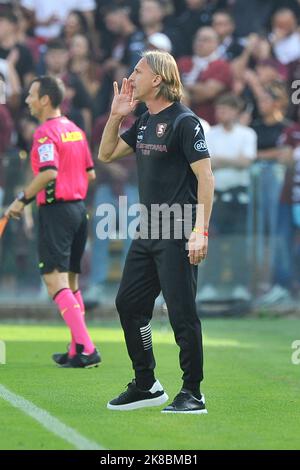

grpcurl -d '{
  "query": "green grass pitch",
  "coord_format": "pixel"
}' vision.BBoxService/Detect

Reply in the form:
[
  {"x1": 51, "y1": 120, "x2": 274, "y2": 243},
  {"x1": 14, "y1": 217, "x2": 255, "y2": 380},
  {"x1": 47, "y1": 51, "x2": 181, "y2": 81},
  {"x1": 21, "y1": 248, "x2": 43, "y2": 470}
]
[{"x1": 0, "y1": 318, "x2": 299, "y2": 450}]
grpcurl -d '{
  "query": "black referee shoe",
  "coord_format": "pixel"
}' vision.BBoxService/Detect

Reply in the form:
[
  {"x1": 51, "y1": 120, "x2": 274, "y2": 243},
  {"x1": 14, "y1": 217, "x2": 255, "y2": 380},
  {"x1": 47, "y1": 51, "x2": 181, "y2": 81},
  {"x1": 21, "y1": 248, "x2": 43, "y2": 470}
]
[
  {"x1": 52, "y1": 344, "x2": 70, "y2": 366},
  {"x1": 52, "y1": 351, "x2": 69, "y2": 366},
  {"x1": 61, "y1": 344, "x2": 101, "y2": 369},
  {"x1": 107, "y1": 380, "x2": 168, "y2": 411},
  {"x1": 161, "y1": 390, "x2": 207, "y2": 414}
]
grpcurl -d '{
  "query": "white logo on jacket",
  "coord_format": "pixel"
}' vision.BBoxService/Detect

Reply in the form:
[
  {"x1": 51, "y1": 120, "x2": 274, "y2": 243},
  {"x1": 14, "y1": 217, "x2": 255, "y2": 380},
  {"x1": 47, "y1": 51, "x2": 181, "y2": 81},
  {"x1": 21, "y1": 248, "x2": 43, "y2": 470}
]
[
  {"x1": 194, "y1": 123, "x2": 201, "y2": 137},
  {"x1": 194, "y1": 139, "x2": 207, "y2": 151},
  {"x1": 137, "y1": 126, "x2": 147, "y2": 142}
]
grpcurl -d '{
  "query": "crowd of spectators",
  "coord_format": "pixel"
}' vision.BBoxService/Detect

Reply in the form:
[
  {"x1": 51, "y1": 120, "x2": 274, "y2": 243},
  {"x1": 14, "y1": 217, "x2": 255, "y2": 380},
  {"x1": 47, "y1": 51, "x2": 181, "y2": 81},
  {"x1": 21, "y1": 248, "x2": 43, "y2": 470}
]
[{"x1": 1, "y1": 0, "x2": 300, "y2": 307}]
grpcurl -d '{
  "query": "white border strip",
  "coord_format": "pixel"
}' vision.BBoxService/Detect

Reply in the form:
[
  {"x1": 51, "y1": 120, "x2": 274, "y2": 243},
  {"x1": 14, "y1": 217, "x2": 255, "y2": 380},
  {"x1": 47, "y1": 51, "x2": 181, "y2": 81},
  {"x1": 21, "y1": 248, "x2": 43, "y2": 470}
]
[{"x1": 0, "y1": 384, "x2": 104, "y2": 450}]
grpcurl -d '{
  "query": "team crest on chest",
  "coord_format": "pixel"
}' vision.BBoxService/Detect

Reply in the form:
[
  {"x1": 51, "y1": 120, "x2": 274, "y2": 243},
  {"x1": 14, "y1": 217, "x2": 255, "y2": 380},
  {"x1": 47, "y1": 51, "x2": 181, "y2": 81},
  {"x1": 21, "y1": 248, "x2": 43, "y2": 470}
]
[{"x1": 156, "y1": 123, "x2": 167, "y2": 138}]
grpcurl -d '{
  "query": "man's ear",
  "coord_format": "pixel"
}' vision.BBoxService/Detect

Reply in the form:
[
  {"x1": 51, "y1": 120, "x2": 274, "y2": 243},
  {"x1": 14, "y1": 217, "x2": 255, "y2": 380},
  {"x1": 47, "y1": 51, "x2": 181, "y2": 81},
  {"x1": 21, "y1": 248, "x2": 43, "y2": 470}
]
[
  {"x1": 152, "y1": 75, "x2": 162, "y2": 87},
  {"x1": 40, "y1": 95, "x2": 50, "y2": 106}
]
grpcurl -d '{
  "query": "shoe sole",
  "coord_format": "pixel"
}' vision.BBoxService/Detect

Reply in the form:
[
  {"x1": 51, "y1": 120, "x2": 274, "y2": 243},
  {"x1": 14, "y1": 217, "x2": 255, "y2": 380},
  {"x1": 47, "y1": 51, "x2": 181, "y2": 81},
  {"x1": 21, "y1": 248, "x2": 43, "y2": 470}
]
[
  {"x1": 161, "y1": 409, "x2": 208, "y2": 414},
  {"x1": 59, "y1": 360, "x2": 101, "y2": 369},
  {"x1": 84, "y1": 361, "x2": 101, "y2": 369},
  {"x1": 107, "y1": 392, "x2": 169, "y2": 411}
]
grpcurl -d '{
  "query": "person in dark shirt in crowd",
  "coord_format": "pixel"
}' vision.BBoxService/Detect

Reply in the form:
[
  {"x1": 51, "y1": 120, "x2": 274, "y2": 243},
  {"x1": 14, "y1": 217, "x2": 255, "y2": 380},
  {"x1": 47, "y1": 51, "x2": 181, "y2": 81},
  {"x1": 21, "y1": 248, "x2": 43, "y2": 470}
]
[
  {"x1": 176, "y1": 0, "x2": 220, "y2": 56},
  {"x1": 93, "y1": 5, "x2": 145, "y2": 117},
  {"x1": 250, "y1": 83, "x2": 291, "y2": 301},
  {"x1": 0, "y1": 10, "x2": 34, "y2": 87},
  {"x1": 68, "y1": 33, "x2": 103, "y2": 119},
  {"x1": 0, "y1": 114, "x2": 40, "y2": 295},
  {"x1": 102, "y1": 5, "x2": 144, "y2": 77},
  {"x1": 61, "y1": 10, "x2": 89, "y2": 49},
  {"x1": 235, "y1": 58, "x2": 288, "y2": 123},
  {"x1": 223, "y1": 0, "x2": 300, "y2": 39},
  {"x1": 42, "y1": 39, "x2": 92, "y2": 135},
  {"x1": 212, "y1": 10, "x2": 244, "y2": 61},
  {"x1": 138, "y1": 0, "x2": 182, "y2": 58},
  {"x1": 221, "y1": 0, "x2": 275, "y2": 38},
  {"x1": 94, "y1": 0, "x2": 141, "y2": 51},
  {"x1": 265, "y1": 110, "x2": 300, "y2": 305}
]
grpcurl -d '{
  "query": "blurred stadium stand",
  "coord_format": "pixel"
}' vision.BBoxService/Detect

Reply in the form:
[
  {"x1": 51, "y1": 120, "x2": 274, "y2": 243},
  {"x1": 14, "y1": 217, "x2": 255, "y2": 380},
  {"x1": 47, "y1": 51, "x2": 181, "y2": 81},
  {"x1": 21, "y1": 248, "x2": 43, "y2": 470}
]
[{"x1": 1, "y1": 0, "x2": 300, "y2": 318}]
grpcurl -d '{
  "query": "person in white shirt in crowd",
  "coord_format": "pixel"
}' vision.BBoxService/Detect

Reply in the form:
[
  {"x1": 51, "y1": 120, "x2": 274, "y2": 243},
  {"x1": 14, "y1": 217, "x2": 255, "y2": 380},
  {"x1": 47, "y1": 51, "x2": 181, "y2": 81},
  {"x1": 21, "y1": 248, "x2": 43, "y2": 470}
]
[
  {"x1": 198, "y1": 93, "x2": 257, "y2": 302},
  {"x1": 138, "y1": 0, "x2": 181, "y2": 57},
  {"x1": 269, "y1": 8, "x2": 300, "y2": 65},
  {"x1": 20, "y1": 0, "x2": 96, "y2": 42}
]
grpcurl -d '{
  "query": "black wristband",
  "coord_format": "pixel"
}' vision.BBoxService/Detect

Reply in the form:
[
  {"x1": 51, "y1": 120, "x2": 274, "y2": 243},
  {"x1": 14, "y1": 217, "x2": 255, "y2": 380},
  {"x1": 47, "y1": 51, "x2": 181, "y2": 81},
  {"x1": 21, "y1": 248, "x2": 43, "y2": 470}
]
[{"x1": 16, "y1": 191, "x2": 35, "y2": 205}]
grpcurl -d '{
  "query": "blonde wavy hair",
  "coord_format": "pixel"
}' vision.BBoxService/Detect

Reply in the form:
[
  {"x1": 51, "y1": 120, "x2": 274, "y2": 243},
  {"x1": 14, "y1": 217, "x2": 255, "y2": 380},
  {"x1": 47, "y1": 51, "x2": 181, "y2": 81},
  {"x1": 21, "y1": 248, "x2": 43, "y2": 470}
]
[{"x1": 142, "y1": 50, "x2": 183, "y2": 102}]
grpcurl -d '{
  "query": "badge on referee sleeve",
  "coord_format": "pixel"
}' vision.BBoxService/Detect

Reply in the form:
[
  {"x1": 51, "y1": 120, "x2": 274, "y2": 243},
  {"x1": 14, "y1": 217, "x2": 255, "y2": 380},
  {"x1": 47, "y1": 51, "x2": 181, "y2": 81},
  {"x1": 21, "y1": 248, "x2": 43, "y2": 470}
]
[{"x1": 38, "y1": 143, "x2": 55, "y2": 163}]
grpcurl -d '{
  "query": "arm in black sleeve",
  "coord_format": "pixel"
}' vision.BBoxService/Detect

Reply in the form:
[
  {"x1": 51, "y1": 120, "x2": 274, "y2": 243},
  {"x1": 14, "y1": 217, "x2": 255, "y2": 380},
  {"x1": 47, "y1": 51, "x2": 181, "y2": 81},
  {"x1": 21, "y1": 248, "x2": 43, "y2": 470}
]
[{"x1": 177, "y1": 116, "x2": 210, "y2": 164}]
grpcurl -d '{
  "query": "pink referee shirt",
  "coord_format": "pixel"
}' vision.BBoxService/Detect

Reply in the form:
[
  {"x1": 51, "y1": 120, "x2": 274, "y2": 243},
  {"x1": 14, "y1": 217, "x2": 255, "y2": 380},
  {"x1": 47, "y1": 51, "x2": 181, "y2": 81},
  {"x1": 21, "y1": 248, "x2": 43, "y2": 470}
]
[{"x1": 31, "y1": 116, "x2": 94, "y2": 206}]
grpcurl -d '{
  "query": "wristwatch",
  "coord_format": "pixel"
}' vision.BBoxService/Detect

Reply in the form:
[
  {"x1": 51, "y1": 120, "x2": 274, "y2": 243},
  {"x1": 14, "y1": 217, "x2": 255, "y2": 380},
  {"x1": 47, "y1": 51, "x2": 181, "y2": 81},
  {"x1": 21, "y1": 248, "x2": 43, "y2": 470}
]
[{"x1": 16, "y1": 191, "x2": 34, "y2": 205}]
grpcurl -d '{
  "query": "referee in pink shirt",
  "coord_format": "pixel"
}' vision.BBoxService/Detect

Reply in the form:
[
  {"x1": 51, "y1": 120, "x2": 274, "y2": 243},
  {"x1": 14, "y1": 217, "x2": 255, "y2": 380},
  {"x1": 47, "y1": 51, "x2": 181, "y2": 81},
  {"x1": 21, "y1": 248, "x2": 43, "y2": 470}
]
[{"x1": 5, "y1": 76, "x2": 100, "y2": 368}]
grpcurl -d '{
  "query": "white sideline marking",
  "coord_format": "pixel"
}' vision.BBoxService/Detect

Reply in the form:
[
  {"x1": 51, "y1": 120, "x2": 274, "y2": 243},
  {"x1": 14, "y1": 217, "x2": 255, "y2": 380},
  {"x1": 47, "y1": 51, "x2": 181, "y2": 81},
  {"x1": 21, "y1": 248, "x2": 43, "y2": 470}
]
[{"x1": 0, "y1": 384, "x2": 104, "y2": 450}]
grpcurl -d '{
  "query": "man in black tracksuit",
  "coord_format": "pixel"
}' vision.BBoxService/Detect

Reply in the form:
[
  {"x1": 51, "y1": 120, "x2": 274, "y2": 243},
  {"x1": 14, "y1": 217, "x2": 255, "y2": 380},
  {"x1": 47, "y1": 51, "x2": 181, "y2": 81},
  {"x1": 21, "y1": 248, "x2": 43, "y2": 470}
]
[{"x1": 98, "y1": 50, "x2": 214, "y2": 413}]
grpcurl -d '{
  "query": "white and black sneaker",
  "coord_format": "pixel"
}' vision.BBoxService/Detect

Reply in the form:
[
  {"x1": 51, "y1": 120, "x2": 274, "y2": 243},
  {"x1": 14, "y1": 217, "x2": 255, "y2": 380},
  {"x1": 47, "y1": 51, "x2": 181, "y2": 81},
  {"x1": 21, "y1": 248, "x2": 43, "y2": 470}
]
[
  {"x1": 162, "y1": 390, "x2": 207, "y2": 414},
  {"x1": 107, "y1": 379, "x2": 168, "y2": 411}
]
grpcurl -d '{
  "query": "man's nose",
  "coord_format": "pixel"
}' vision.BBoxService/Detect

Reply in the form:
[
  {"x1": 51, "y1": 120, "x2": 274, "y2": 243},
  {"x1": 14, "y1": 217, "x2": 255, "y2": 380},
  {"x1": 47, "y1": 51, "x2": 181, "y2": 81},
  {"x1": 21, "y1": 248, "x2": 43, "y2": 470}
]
[{"x1": 128, "y1": 72, "x2": 135, "y2": 82}]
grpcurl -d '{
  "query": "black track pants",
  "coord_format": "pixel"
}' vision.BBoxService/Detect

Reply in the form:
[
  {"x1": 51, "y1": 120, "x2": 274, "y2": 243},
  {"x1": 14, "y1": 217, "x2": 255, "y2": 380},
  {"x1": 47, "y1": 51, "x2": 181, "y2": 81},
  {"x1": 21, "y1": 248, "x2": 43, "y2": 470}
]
[{"x1": 115, "y1": 237, "x2": 204, "y2": 391}]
